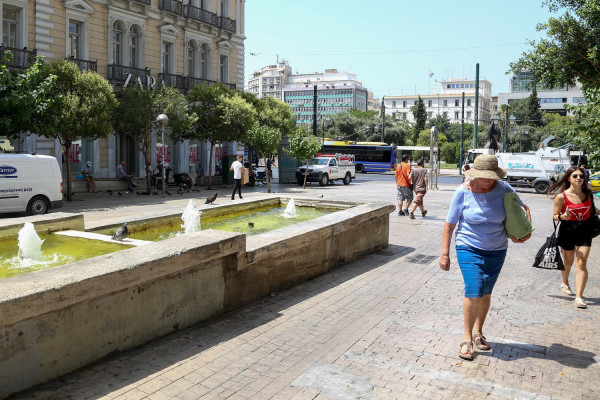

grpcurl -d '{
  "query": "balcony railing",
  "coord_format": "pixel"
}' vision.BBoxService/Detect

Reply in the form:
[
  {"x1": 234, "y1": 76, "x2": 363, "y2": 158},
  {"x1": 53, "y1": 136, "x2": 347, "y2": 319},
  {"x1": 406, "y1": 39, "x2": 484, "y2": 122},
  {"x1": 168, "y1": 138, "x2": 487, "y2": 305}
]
[
  {"x1": 107, "y1": 64, "x2": 149, "y2": 84},
  {"x1": 67, "y1": 57, "x2": 97, "y2": 72},
  {"x1": 131, "y1": 0, "x2": 151, "y2": 4},
  {"x1": 159, "y1": 73, "x2": 187, "y2": 90},
  {"x1": 158, "y1": 0, "x2": 183, "y2": 14},
  {"x1": 216, "y1": 16, "x2": 236, "y2": 33},
  {"x1": 184, "y1": 5, "x2": 217, "y2": 25},
  {"x1": 159, "y1": 74, "x2": 236, "y2": 92},
  {"x1": 0, "y1": 46, "x2": 37, "y2": 69}
]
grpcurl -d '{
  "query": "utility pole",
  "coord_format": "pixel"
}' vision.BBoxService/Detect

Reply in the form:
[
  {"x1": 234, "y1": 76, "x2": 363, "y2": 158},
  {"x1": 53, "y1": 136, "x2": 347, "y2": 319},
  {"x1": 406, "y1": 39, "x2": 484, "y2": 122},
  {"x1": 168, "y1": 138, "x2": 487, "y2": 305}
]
[
  {"x1": 473, "y1": 63, "x2": 479, "y2": 149},
  {"x1": 312, "y1": 85, "x2": 318, "y2": 137},
  {"x1": 381, "y1": 97, "x2": 385, "y2": 142},
  {"x1": 460, "y1": 92, "x2": 465, "y2": 175}
]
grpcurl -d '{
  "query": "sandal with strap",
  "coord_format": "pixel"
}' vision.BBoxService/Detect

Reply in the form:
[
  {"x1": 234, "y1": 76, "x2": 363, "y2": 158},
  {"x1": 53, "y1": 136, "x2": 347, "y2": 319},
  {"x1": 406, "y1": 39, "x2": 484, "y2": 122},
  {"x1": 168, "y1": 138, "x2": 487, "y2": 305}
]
[
  {"x1": 575, "y1": 298, "x2": 587, "y2": 309},
  {"x1": 458, "y1": 341, "x2": 474, "y2": 361},
  {"x1": 561, "y1": 284, "x2": 574, "y2": 296},
  {"x1": 474, "y1": 333, "x2": 491, "y2": 350}
]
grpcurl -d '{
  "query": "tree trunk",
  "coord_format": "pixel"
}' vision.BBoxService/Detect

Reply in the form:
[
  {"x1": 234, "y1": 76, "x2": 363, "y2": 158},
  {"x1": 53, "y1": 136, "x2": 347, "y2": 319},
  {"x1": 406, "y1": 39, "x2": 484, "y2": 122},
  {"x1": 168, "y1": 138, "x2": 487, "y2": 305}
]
[
  {"x1": 64, "y1": 142, "x2": 73, "y2": 202},
  {"x1": 303, "y1": 161, "x2": 308, "y2": 189},
  {"x1": 207, "y1": 142, "x2": 215, "y2": 190}
]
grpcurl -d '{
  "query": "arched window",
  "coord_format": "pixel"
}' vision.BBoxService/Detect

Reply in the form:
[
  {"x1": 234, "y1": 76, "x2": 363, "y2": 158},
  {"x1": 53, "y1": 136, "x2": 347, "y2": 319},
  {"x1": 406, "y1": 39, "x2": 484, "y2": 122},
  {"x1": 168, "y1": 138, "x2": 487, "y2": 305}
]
[
  {"x1": 200, "y1": 43, "x2": 209, "y2": 80},
  {"x1": 112, "y1": 21, "x2": 124, "y2": 65},
  {"x1": 129, "y1": 25, "x2": 141, "y2": 68},
  {"x1": 187, "y1": 40, "x2": 197, "y2": 77}
]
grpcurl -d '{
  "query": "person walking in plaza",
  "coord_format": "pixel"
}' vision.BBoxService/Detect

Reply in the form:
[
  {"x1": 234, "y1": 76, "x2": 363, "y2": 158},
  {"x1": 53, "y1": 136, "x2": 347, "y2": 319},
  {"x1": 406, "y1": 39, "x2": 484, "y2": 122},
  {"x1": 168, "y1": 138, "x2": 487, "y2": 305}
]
[
  {"x1": 195, "y1": 162, "x2": 204, "y2": 187},
  {"x1": 230, "y1": 155, "x2": 245, "y2": 200},
  {"x1": 395, "y1": 154, "x2": 413, "y2": 216},
  {"x1": 117, "y1": 161, "x2": 137, "y2": 192},
  {"x1": 439, "y1": 154, "x2": 531, "y2": 361},
  {"x1": 548, "y1": 166, "x2": 599, "y2": 309},
  {"x1": 408, "y1": 159, "x2": 428, "y2": 219},
  {"x1": 81, "y1": 160, "x2": 96, "y2": 193}
]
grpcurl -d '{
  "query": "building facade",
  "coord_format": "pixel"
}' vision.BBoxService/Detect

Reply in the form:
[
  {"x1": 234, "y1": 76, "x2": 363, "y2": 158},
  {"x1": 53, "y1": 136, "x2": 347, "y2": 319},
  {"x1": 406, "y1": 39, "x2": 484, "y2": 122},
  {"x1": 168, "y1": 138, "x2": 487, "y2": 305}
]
[
  {"x1": 0, "y1": 0, "x2": 245, "y2": 180},
  {"x1": 497, "y1": 71, "x2": 585, "y2": 117},
  {"x1": 246, "y1": 61, "x2": 291, "y2": 101},
  {"x1": 383, "y1": 78, "x2": 493, "y2": 126},
  {"x1": 282, "y1": 69, "x2": 368, "y2": 127}
]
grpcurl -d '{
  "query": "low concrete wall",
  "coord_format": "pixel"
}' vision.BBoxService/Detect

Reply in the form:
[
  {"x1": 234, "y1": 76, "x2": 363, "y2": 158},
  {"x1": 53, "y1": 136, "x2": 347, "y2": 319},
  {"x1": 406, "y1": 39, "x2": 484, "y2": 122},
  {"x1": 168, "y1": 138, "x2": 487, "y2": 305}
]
[
  {"x1": 0, "y1": 199, "x2": 393, "y2": 398},
  {"x1": 0, "y1": 213, "x2": 84, "y2": 240}
]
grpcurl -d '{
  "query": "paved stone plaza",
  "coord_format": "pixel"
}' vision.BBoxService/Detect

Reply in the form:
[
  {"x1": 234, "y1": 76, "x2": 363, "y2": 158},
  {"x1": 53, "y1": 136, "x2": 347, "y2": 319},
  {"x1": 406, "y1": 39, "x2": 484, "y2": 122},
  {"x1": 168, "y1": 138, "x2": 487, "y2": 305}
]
[{"x1": 13, "y1": 174, "x2": 600, "y2": 399}]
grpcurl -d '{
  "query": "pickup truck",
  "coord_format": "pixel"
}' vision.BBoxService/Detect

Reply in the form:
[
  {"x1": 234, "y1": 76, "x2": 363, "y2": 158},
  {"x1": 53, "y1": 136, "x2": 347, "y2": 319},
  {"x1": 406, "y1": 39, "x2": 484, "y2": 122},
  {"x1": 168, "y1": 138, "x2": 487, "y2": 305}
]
[{"x1": 296, "y1": 154, "x2": 356, "y2": 186}]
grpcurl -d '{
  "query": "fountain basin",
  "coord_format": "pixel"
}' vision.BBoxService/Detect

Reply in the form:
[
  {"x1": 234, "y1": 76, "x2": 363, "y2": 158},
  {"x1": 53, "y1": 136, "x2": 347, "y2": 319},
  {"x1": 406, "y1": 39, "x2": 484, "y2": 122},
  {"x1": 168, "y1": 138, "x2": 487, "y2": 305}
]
[{"x1": 0, "y1": 196, "x2": 394, "y2": 398}]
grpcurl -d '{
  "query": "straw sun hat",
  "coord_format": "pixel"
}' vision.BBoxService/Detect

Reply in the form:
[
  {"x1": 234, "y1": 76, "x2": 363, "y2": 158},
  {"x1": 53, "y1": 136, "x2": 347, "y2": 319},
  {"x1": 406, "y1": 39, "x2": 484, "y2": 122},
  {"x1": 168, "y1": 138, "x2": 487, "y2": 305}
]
[{"x1": 464, "y1": 154, "x2": 506, "y2": 180}]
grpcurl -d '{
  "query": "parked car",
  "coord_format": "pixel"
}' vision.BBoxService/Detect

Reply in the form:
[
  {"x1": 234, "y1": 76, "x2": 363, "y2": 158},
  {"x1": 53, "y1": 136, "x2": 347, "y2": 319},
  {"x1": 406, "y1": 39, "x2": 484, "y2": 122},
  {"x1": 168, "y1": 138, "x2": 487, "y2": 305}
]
[
  {"x1": 589, "y1": 174, "x2": 600, "y2": 192},
  {"x1": 0, "y1": 154, "x2": 63, "y2": 215}
]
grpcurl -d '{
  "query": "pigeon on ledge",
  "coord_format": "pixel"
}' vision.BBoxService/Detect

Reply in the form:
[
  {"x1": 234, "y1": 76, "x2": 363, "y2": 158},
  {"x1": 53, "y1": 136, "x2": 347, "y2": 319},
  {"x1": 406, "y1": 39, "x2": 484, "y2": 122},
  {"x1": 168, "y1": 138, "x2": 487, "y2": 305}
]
[
  {"x1": 112, "y1": 223, "x2": 129, "y2": 241},
  {"x1": 205, "y1": 193, "x2": 218, "y2": 204}
]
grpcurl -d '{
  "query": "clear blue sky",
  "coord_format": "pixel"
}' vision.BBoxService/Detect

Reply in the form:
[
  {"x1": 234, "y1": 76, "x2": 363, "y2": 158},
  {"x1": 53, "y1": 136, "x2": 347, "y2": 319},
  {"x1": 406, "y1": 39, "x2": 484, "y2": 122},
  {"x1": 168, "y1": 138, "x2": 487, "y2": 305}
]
[{"x1": 244, "y1": 0, "x2": 557, "y2": 99}]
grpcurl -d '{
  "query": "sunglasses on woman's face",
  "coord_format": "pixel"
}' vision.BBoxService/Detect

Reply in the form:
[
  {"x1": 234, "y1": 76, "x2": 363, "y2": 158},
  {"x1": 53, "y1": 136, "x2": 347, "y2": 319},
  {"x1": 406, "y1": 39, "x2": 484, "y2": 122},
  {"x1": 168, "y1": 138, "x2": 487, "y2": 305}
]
[{"x1": 571, "y1": 174, "x2": 585, "y2": 179}]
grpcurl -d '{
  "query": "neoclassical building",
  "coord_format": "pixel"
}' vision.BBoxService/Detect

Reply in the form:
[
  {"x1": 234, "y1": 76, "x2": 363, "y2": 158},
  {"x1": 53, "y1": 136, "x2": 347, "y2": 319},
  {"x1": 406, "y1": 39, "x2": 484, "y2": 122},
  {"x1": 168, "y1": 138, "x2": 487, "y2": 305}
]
[{"x1": 0, "y1": 0, "x2": 245, "y2": 179}]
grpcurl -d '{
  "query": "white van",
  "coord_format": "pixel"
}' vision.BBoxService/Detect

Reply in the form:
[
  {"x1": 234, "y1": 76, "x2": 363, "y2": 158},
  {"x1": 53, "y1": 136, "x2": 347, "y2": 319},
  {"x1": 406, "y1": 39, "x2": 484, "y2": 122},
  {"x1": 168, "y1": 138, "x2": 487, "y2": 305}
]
[{"x1": 0, "y1": 154, "x2": 63, "y2": 215}]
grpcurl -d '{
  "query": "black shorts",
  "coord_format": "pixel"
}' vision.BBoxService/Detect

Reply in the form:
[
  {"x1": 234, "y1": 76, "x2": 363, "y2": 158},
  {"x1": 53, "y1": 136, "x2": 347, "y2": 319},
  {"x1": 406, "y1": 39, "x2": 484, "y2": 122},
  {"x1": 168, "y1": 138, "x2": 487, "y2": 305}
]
[{"x1": 557, "y1": 220, "x2": 593, "y2": 250}]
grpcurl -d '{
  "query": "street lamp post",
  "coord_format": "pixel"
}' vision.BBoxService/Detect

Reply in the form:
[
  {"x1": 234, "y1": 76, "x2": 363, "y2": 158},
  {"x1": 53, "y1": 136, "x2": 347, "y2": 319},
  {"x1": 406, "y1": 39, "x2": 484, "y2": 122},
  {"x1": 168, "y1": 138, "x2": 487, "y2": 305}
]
[{"x1": 156, "y1": 113, "x2": 169, "y2": 199}]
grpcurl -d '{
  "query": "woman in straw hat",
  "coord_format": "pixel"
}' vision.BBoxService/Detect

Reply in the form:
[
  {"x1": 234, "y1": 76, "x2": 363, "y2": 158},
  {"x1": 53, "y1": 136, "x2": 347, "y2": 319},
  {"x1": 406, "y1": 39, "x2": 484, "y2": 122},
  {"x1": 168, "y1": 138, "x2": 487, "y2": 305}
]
[
  {"x1": 547, "y1": 166, "x2": 599, "y2": 309},
  {"x1": 439, "y1": 154, "x2": 532, "y2": 361}
]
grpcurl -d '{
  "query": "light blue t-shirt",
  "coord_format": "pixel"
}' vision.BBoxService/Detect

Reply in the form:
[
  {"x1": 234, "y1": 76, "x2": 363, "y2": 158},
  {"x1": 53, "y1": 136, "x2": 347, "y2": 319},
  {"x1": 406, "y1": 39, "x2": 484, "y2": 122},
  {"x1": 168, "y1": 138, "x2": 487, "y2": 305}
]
[{"x1": 446, "y1": 180, "x2": 525, "y2": 251}]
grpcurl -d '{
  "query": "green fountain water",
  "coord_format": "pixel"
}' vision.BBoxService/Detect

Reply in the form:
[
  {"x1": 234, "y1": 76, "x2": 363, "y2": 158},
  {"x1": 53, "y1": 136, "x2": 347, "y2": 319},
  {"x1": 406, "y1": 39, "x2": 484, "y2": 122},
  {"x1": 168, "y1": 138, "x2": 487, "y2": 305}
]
[
  {"x1": 129, "y1": 203, "x2": 331, "y2": 242},
  {"x1": 0, "y1": 234, "x2": 133, "y2": 279}
]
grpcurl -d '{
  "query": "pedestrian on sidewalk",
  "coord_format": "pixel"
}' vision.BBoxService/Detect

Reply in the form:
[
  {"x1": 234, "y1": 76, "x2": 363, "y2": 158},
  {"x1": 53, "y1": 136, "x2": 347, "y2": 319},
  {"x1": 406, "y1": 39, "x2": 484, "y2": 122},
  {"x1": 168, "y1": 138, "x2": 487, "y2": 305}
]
[
  {"x1": 439, "y1": 154, "x2": 531, "y2": 361},
  {"x1": 548, "y1": 166, "x2": 599, "y2": 309},
  {"x1": 408, "y1": 159, "x2": 428, "y2": 219},
  {"x1": 230, "y1": 155, "x2": 245, "y2": 200},
  {"x1": 395, "y1": 154, "x2": 412, "y2": 216},
  {"x1": 81, "y1": 161, "x2": 96, "y2": 193},
  {"x1": 117, "y1": 161, "x2": 137, "y2": 192}
]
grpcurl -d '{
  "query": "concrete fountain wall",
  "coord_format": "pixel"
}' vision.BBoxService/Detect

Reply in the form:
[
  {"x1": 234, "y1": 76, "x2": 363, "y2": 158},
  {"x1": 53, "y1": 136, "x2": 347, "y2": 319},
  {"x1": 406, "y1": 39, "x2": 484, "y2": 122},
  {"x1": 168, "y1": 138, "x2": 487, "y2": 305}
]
[{"x1": 0, "y1": 197, "x2": 394, "y2": 398}]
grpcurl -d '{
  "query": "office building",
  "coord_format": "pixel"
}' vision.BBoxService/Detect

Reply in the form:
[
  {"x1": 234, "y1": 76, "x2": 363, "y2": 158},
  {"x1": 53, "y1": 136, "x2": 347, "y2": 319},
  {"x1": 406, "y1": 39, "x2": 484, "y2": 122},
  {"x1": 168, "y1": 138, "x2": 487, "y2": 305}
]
[
  {"x1": 282, "y1": 69, "x2": 368, "y2": 127},
  {"x1": 246, "y1": 61, "x2": 291, "y2": 101},
  {"x1": 497, "y1": 71, "x2": 585, "y2": 117}
]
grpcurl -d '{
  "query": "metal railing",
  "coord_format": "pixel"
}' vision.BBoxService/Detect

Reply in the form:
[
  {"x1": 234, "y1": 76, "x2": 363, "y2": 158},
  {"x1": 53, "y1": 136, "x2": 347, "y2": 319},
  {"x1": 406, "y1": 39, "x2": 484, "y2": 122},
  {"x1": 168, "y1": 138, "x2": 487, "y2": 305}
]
[
  {"x1": 184, "y1": 5, "x2": 217, "y2": 25},
  {"x1": 216, "y1": 16, "x2": 236, "y2": 33},
  {"x1": 158, "y1": 0, "x2": 182, "y2": 14},
  {"x1": 0, "y1": 46, "x2": 37, "y2": 69},
  {"x1": 158, "y1": 74, "x2": 236, "y2": 92},
  {"x1": 131, "y1": 0, "x2": 151, "y2": 4},
  {"x1": 107, "y1": 64, "x2": 149, "y2": 83},
  {"x1": 67, "y1": 57, "x2": 97, "y2": 72},
  {"x1": 159, "y1": 73, "x2": 187, "y2": 90}
]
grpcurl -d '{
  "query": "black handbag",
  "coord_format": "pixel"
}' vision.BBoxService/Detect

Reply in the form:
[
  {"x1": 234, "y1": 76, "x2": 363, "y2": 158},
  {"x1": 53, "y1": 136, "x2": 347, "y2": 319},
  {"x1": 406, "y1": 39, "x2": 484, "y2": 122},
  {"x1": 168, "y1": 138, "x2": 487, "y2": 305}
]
[
  {"x1": 589, "y1": 195, "x2": 600, "y2": 238},
  {"x1": 532, "y1": 221, "x2": 564, "y2": 270}
]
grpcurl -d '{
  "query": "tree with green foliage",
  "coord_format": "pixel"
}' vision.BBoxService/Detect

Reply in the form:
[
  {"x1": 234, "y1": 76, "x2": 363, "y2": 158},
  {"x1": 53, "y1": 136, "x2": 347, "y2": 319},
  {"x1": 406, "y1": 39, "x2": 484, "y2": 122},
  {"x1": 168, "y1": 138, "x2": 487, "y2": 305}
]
[
  {"x1": 249, "y1": 96, "x2": 295, "y2": 192},
  {"x1": 186, "y1": 83, "x2": 256, "y2": 189},
  {"x1": 285, "y1": 128, "x2": 322, "y2": 188},
  {"x1": 426, "y1": 113, "x2": 451, "y2": 135},
  {"x1": 510, "y1": 0, "x2": 600, "y2": 92},
  {"x1": 112, "y1": 85, "x2": 196, "y2": 193},
  {"x1": 36, "y1": 60, "x2": 116, "y2": 201},
  {"x1": 247, "y1": 126, "x2": 281, "y2": 193},
  {"x1": 511, "y1": 0, "x2": 600, "y2": 165},
  {"x1": 0, "y1": 52, "x2": 56, "y2": 139},
  {"x1": 410, "y1": 96, "x2": 427, "y2": 142}
]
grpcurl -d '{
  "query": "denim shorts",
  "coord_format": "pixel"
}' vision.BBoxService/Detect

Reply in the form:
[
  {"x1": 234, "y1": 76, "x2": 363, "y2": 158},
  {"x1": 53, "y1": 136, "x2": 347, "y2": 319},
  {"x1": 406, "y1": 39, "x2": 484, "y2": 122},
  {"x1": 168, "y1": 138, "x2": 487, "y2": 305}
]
[{"x1": 456, "y1": 245, "x2": 507, "y2": 298}]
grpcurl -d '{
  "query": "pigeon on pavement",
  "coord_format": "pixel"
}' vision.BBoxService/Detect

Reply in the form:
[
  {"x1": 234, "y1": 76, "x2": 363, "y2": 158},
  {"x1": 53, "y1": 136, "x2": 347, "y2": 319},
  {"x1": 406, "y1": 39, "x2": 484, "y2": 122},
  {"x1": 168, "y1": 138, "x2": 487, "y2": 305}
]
[{"x1": 205, "y1": 193, "x2": 218, "y2": 204}]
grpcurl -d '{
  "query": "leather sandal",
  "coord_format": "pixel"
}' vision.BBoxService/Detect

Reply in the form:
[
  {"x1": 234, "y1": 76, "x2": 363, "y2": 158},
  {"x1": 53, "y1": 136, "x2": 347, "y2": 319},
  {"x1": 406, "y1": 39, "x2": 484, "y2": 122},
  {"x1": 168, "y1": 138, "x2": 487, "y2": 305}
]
[
  {"x1": 474, "y1": 333, "x2": 491, "y2": 350},
  {"x1": 561, "y1": 284, "x2": 574, "y2": 296},
  {"x1": 575, "y1": 298, "x2": 587, "y2": 309},
  {"x1": 458, "y1": 341, "x2": 474, "y2": 361}
]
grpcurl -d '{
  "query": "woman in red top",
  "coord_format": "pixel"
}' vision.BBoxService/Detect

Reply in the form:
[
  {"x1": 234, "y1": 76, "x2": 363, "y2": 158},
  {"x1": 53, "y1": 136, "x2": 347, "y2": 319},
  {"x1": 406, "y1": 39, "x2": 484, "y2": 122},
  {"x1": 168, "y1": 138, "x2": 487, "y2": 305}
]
[{"x1": 548, "y1": 166, "x2": 599, "y2": 308}]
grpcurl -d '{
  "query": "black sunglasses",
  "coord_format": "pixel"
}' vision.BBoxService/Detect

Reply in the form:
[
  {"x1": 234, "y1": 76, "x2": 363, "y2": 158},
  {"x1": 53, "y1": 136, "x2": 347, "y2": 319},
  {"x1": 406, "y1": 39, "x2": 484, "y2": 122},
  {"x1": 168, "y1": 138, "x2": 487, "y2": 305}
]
[{"x1": 571, "y1": 174, "x2": 585, "y2": 179}]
